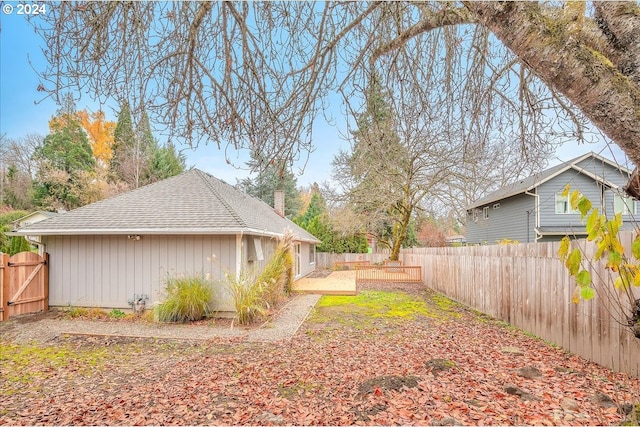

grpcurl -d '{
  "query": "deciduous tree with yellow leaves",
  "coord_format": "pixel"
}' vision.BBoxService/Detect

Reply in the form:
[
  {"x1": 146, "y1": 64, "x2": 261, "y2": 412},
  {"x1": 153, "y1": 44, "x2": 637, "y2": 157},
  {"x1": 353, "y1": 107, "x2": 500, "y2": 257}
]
[{"x1": 559, "y1": 186, "x2": 640, "y2": 338}]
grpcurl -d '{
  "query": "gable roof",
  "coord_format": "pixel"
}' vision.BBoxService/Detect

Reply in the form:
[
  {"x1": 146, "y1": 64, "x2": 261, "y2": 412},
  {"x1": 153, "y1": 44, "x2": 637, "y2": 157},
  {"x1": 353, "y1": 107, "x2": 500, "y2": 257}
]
[
  {"x1": 13, "y1": 169, "x2": 320, "y2": 243},
  {"x1": 467, "y1": 152, "x2": 632, "y2": 210},
  {"x1": 13, "y1": 210, "x2": 59, "y2": 225}
]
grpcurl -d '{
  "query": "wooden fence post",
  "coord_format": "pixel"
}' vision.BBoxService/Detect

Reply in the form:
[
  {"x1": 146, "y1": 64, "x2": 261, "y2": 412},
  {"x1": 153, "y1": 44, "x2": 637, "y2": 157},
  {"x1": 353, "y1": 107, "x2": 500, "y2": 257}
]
[
  {"x1": 43, "y1": 252, "x2": 49, "y2": 313},
  {"x1": 1, "y1": 253, "x2": 9, "y2": 321}
]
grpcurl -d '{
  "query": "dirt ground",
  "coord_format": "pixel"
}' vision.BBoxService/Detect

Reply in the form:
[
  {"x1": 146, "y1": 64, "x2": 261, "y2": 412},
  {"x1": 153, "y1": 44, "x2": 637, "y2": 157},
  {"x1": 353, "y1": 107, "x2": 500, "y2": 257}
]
[{"x1": 1, "y1": 282, "x2": 639, "y2": 426}]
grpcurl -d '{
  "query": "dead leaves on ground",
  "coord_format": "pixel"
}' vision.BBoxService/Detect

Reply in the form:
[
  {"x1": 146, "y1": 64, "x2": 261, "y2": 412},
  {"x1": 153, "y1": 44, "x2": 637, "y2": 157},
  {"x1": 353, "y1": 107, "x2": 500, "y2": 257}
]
[{"x1": 1, "y1": 289, "x2": 639, "y2": 426}]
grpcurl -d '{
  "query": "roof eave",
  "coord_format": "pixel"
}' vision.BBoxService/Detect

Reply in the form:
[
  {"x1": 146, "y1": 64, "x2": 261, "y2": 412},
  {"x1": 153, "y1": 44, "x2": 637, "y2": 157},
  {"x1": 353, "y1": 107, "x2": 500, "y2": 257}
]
[{"x1": 10, "y1": 227, "x2": 320, "y2": 243}]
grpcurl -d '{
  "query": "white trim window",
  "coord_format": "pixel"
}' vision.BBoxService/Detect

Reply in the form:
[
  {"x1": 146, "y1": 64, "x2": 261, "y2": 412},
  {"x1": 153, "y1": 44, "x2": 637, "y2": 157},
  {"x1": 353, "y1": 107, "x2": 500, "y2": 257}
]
[
  {"x1": 614, "y1": 194, "x2": 636, "y2": 215},
  {"x1": 555, "y1": 192, "x2": 580, "y2": 214},
  {"x1": 483, "y1": 206, "x2": 489, "y2": 220}
]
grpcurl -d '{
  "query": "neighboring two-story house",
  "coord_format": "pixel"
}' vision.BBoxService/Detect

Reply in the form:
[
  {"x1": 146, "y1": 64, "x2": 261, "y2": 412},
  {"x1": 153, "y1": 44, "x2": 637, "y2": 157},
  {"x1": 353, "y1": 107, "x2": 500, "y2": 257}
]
[{"x1": 466, "y1": 152, "x2": 637, "y2": 244}]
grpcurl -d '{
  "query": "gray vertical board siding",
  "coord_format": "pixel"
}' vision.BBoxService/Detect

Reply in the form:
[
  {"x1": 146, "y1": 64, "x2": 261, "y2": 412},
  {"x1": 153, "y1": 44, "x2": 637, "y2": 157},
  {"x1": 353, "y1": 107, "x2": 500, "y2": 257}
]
[
  {"x1": 242, "y1": 235, "x2": 278, "y2": 273},
  {"x1": 466, "y1": 193, "x2": 535, "y2": 244},
  {"x1": 44, "y1": 234, "x2": 238, "y2": 311}
]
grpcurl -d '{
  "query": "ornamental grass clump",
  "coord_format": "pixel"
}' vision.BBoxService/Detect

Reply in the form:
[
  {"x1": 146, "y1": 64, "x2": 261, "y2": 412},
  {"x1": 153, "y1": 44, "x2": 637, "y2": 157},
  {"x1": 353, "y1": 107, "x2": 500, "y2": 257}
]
[
  {"x1": 258, "y1": 232, "x2": 295, "y2": 307},
  {"x1": 227, "y1": 269, "x2": 268, "y2": 326},
  {"x1": 229, "y1": 232, "x2": 295, "y2": 325},
  {"x1": 154, "y1": 275, "x2": 214, "y2": 323}
]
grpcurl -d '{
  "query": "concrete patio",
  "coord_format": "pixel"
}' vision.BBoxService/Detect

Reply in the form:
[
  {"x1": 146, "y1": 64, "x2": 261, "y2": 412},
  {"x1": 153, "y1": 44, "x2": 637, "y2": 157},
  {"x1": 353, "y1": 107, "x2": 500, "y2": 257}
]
[{"x1": 292, "y1": 270, "x2": 357, "y2": 295}]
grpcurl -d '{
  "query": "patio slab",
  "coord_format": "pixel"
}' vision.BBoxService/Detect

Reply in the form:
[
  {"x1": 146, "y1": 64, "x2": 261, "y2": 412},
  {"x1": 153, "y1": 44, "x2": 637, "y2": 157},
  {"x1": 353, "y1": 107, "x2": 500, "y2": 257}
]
[{"x1": 292, "y1": 270, "x2": 357, "y2": 295}]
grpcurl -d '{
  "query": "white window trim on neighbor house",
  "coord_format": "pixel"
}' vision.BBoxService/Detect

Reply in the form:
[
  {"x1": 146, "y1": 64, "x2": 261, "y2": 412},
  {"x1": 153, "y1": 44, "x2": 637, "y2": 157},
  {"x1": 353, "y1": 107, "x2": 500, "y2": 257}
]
[
  {"x1": 614, "y1": 194, "x2": 637, "y2": 215},
  {"x1": 483, "y1": 206, "x2": 489, "y2": 220},
  {"x1": 555, "y1": 192, "x2": 581, "y2": 214}
]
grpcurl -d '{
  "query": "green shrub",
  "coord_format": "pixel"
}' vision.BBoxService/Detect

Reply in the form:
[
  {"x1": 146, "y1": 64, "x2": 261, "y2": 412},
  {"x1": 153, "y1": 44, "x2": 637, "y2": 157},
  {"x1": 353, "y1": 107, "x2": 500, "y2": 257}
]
[
  {"x1": 8, "y1": 236, "x2": 32, "y2": 255},
  {"x1": 154, "y1": 275, "x2": 214, "y2": 323},
  {"x1": 108, "y1": 309, "x2": 127, "y2": 319}
]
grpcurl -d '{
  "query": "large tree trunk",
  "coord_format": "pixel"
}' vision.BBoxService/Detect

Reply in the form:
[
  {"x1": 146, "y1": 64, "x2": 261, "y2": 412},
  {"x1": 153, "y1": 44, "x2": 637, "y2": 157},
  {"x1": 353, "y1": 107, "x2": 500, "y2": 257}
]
[
  {"x1": 465, "y1": 2, "x2": 640, "y2": 186},
  {"x1": 389, "y1": 205, "x2": 412, "y2": 261}
]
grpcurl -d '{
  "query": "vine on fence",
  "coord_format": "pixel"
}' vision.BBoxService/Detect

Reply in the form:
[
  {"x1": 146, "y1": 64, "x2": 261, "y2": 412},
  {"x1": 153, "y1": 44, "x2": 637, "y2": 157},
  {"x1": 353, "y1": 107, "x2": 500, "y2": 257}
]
[{"x1": 557, "y1": 185, "x2": 640, "y2": 338}]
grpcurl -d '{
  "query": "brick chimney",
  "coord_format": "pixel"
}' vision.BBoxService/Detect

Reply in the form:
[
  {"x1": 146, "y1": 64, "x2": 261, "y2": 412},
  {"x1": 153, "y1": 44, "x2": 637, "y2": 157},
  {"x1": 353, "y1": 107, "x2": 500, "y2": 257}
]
[{"x1": 274, "y1": 190, "x2": 285, "y2": 217}]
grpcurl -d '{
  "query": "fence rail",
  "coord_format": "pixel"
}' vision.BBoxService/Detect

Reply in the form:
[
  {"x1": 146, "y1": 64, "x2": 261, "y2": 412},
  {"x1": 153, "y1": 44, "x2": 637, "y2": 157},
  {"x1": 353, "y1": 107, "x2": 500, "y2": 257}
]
[
  {"x1": 316, "y1": 252, "x2": 389, "y2": 269},
  {"x1": 318, "y1": 235, "x2": 640, "y2": 378},
  {"x1": 333, "y1": 260, "x2": 371, "y2": 270},
  {"x1": 356, "y1": 265, "x2": 422, "y2": 284}
]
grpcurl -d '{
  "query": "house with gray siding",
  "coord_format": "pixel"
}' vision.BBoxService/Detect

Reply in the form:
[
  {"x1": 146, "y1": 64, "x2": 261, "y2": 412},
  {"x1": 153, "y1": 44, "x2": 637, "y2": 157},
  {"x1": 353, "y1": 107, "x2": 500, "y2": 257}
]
[
  {"x1": 466, "y1": 152, "x2": 637, "y2": 244},
  {"x1": 12, "y1": 169, "x2": 320, "y2": 313}
]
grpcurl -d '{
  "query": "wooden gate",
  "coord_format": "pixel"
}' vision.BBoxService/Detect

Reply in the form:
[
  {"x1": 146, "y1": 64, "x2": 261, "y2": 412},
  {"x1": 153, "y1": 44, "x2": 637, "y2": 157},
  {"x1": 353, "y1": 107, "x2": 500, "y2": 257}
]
[{"x1": 0, "y1": 252, "x2": 49, "y2": 321}]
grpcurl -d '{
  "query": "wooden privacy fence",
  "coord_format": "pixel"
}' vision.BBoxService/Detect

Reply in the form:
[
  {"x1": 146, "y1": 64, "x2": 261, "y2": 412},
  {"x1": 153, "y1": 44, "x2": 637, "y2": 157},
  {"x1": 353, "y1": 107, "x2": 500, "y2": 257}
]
[
  {"x1": 320, "y1": 241, "x2": 640, "y2": 378},
  {"x1": 316, "y1": 252, "x2": 390, "y2": 269},
  {"x1": 401, "y1": 234, "x2": 640, "y2": 379},
  {"x1": 334, "y1": 260, "x2": 371, "y2": 270},
  {"x1": 0, "y1": 252, "x2": 49, "y2": 321},
  {"x1": 356, "y1": 264, "x2": 422, "y2": 284}
]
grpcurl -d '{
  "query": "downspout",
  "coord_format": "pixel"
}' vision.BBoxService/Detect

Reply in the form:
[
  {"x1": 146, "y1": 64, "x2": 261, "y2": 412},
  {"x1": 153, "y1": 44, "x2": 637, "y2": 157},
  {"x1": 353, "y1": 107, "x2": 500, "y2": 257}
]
[
  {"x1": 25, "y1": 235, "x2": 45, "y2": 256},
  {"x1": 525, "y1": 190, "x2": 541, "y2": 242},
  {"x1": 236, "y1": 232, "x2": 243, "y2": 281}
]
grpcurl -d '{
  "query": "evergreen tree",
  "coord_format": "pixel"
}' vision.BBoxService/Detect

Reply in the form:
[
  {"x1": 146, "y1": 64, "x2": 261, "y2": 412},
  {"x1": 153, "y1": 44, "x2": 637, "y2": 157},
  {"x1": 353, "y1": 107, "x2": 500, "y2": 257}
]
[
  {"x1": 240, "y1": 154, "x2": 301, "y2": 218},
  {"x1": 32, "y1": 95, "x2": 95, "y2": 210},
  {"x1": 8, "y1": 236, "x2": 32, "y2": 255},
  {"x1": 111, "y1": 103, "x2": 182, "y2": 188},
  {"x1": 340, "y1": 73, "x2": 412, "y2": 259},
  {"x1": 0, "y1": 210, "x2": 29, "y2": 254},
  {"x1": 111, "y1": 101, "x2": 144, "y2": 188},
  {"x1": 145, "y1": 141, "x2": 186, "y2": 182}
]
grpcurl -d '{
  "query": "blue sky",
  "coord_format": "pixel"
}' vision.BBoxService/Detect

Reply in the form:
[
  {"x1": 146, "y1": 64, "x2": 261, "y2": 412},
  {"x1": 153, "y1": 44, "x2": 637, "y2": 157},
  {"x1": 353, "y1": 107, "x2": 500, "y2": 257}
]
[
  {"x1": 0, "y1": 10, "x2": 348, "y2": 187},
  {"x1": 0, "y1": 6, "x2": 631, "y2": 188}
]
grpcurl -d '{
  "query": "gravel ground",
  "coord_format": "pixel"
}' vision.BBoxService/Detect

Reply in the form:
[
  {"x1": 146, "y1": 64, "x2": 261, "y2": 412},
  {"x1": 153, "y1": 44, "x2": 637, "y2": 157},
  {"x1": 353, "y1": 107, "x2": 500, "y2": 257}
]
[{"x1": 0, "y1": 293, "x2": 321, "y2": 344}]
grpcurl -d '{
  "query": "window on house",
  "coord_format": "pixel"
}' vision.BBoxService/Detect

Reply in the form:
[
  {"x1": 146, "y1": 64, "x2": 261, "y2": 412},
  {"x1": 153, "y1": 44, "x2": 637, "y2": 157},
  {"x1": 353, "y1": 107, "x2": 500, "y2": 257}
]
[
  {"x1": 483, "y1": 206, "x2": 489, "y2": 219},
  {"x1": 555, "y1": 192, "x2": 581, "y2": 214},
  {"x1": 471, "y1": 209, "x2": 478, "y2": 222},
  {"x1": 493, "y1": 203, "x2": 500, "y2": 209},
  {"x1": 614, "y1": 194, "x2": 637, "y2": 215},
  {"x1": 309, "y1": 244, "x2": 316, "y2": 264}
]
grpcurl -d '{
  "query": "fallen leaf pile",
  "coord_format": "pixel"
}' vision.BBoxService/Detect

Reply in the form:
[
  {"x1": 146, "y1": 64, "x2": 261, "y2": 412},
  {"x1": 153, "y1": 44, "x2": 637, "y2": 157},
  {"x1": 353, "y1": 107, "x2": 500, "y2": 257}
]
[{"x1": 1, "y1": 283, "x2": 638, "y2": 426}]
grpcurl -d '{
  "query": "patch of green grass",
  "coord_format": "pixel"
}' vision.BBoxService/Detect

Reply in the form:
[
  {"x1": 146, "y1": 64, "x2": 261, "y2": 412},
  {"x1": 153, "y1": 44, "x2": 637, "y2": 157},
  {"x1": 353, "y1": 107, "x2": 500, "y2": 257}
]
[
  {"x1": 620, "y1": 403, "x2": 640, "y2": 426},
  {"x1": 316, "y1": 291, "x2": 433, "y2": 320},
  {"x1": 0, "y1": 341, "x2": 107, "y2": 394},
  {"x1": 429, "y1": 293, "x2": 463, "y2": 318}
]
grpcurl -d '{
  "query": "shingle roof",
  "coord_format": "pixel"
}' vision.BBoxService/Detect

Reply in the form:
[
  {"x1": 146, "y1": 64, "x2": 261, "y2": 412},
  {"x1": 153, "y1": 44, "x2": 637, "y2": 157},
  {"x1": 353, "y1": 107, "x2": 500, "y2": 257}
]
[
  {"x1": 466, "y1": 152, "x2": 630, "y2": 210},
  {"x1": 14, "y1": 169, "x2": 320, "y2": 243}
]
